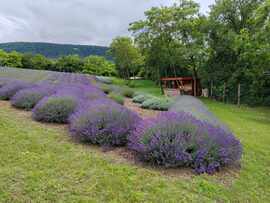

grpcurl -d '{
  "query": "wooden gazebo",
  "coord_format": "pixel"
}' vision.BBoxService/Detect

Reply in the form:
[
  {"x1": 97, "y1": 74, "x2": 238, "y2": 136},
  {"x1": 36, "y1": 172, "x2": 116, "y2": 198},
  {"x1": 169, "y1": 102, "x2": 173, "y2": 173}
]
[{"x1": 161, "y1": 77, "x2": 201, "y2": 97}]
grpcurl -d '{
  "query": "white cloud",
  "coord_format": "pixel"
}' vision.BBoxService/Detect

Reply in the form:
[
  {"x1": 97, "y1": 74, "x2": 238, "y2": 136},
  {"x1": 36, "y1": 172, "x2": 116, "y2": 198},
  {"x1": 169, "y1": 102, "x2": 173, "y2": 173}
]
[{"x1": 0, "y1": 0, "x2": 214, "y2": 46}]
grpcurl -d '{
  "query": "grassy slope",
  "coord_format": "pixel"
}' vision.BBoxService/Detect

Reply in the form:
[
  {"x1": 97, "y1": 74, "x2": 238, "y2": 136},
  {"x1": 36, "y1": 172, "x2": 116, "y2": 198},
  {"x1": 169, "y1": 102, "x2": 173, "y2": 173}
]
[{"x1": 0, "y1": 79, "x2": 269, "y2": 202}]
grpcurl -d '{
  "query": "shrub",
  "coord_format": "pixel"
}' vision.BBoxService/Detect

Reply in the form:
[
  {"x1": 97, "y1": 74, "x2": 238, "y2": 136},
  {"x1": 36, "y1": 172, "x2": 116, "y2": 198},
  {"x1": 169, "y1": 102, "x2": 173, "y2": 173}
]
[
  {"x1": 132, "y1": 94, "x2": 152, "y2": 104},
  {"x1": 96, "y1": 76, "x2": 112, "y2": 84},
  {"x1": 69, "y1": 99, "x2": 141, "y2": 146},
  {"x1": 11, "y1": 84, "x2": 55, "y2": 110},
  {"x1": 32, "y1": 95, "x2": 77, "y2": 123},
  {"x1": 128, "y1": 112, "x2": 242, "y2": 174},
  {"x1": 108, "y1": 92, "x2": 124, "y2": 105},
  {"x1": 100, "y1": 84, "x2": 112, "y2": 94},
  {"x1": 141, "y1": 97, "x2": 172, "y2": 111},
  {"x1": 126, "y1": 81, "x2": 136, "y2": 88},
  {"x1": 121, "y1": 87, "x2": 134, "y2": 98},
  {"x1": 0, "y1": 80, "x2": 32, "y2": 100},
  {"x1": 85, "y1": 88, "x2": 106, "y2": 100},
  {"x1": 169, "y1": 95, "x2": 230, "y2": 131},
  {"x1": 55, "y1": 83, "x2": 106, "y2": 101},
  {"x1": 0, "y1": 78, "x2": 10, "y2": 88}
]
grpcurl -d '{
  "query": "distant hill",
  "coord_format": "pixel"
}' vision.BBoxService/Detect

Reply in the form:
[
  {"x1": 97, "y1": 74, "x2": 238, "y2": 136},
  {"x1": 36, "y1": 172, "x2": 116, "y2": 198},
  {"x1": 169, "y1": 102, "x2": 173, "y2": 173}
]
[{"x1": 0, "y1": 42, "x2": 109, "y2": 58}]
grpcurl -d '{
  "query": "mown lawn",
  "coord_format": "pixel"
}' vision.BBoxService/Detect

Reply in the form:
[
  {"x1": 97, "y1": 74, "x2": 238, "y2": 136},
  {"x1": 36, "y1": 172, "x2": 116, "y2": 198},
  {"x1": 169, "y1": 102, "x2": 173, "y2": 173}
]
[
  {"x1": 111, "y1": 78, "x2": 163, "y2": 97},
  {"x1": 0, "y1": 96, "x2": 269, "y2": 202}
]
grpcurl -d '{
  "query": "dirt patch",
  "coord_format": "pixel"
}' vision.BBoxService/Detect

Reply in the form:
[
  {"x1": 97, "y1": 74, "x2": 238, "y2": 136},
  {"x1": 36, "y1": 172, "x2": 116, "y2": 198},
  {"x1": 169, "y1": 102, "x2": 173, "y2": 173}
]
[{"x1": 124, "y1": 98, "x2": 161, "y2": 119}]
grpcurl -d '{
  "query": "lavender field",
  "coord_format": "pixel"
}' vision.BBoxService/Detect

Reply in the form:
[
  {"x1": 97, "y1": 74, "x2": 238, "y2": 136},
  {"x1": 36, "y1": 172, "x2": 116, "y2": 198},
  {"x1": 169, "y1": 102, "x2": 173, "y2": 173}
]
[{"x1": 0, "y1": 67, "x2": 269, "y2": 202}]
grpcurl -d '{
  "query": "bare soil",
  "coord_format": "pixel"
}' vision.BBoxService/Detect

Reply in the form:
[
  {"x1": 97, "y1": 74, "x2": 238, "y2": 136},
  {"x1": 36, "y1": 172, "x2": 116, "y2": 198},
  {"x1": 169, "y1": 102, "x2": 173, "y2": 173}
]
[{"x1": 124, "y1": 98, "x2": 161, "y2": 119}]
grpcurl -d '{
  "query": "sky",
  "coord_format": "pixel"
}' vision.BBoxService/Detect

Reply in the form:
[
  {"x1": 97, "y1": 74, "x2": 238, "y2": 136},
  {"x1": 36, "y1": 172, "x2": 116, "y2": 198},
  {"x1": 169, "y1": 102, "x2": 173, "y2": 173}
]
[{"x1": 0, "y1": 0, "x2": 214, "y2": 46}]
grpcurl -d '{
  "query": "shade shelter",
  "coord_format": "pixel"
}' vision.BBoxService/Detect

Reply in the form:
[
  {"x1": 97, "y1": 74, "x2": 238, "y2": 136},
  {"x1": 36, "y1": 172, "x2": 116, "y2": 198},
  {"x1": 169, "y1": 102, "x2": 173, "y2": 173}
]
[{"x1": 161, "y1": 77, "x2": 202, "y2": 96}]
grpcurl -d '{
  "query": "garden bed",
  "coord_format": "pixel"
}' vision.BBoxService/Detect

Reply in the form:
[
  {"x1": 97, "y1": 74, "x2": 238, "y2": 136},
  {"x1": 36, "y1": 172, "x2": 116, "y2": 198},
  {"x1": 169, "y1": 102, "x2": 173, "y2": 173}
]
[
  {"x1": 0, "y1": 99, "x2": 240, "y2": 183},
  {"x1": 124, "y1": 98, "x2": 161, "y2": 119}
]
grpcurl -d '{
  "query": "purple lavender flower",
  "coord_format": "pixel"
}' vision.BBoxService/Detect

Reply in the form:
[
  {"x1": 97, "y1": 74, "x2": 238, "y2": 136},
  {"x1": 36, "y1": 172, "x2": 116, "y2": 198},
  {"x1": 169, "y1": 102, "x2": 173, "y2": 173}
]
[
  {"x1": 0, "y1": 80, "x2": 33, "y2": 100},
  {"x1": 69, "y1": 98, "x2": 141, "y2": 146},
  {"x1": 32, "y1": 94, "x2": 78, "y2": 123},
  {"x1": 11, "y1": 83, "x2": 56, "y2": 110},
  {"x1": 128, "y1": 112, "x2": 242, "y2": 174},
  {"x1": 0, "y1": 78, "x2": 11, "y2": 88}
]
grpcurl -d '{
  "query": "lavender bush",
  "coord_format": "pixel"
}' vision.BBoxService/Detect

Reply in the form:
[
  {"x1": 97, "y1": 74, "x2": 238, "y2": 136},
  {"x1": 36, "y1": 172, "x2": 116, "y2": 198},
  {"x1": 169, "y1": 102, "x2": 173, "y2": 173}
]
[
  {"x1": 128, "y1": 112, "x2": 242, "y2": 174},
  {"x1": 0, "y1": 78, "x2": 10, "y2": 88},
  {"x1": 0, "y1": 80, "x2": 32, "y2": 100},
  {"x1": 169, "y1": 96, "x2": 230, "y2": 132},
  {"x1": 108, "y1": 92, "x2": 124, "y2": 105},
  {"x1": 69, "y1": 99, "x2": 141, "y2": 146},
  {"x1": 32, "y1": 95, "x2": 77, "y2": 123},
  {"x1": 121, "y1": 87, "x2": 134, "y2": 98},
  {"x1": 132, "y1": 94, "x2": 152, "y2": 104},
  {"x1": 141, "y1": 97, "x2": 173, "y2": 111},
  {"x1": 11, "y1": 84, "x2": 55, "y2": 110}
]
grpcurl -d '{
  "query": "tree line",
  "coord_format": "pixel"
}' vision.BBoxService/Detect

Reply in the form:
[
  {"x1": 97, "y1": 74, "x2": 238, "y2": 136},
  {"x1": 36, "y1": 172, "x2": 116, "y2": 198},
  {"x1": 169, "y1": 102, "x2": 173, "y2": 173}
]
[{"x1": 0, "y1": 50, "x2": 116, "y2": 77}]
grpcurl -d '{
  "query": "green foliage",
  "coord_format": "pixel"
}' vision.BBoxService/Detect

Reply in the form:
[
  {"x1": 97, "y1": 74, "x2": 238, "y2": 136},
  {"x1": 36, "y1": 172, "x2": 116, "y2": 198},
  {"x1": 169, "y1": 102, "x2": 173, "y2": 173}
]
[
  {"x1": 202, "y1": 0, "x2": 270, "y2": 105},
  {"x1": 0, "y1": 49, "x2": 118, "y2": 78},
  {"x1": 121, "y1": 87, "x2": 134, "y2": 98},
  {"x1": 83, "y1": 56, "x2": 116, "y2": 76},
  {"x1": 100, "y1": 84, "x2": 113, "y2": 94},
  {"x1": 109, "y1": 37, "x2": 144, "y2": 79},
  {"x1": 129, "y1": 0, "x2": 205, "y2": 81},
  {"x1": 132, "y1": 94, "x2": 152, "y2": 104},
  {"x1": 55, "y1": 55, "x2": 83, "y2": 72},
  {"x1": 108, "y1": 92, "x2": 125, "y2": 105},
  {"x1": 21, "y1": 53, "x2": 53, "y2": 70},
  {"x1": 0, "y1": 50, "x2": 22, "y2": 68},
  {"x1": 141, "y1": 97, "x2": 172, "y2": 111}
]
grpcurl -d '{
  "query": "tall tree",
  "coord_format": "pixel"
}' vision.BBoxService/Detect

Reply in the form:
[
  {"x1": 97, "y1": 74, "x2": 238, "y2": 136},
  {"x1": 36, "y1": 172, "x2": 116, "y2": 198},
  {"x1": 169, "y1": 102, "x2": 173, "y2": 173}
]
[
  {"x1": 109, "y1": 37, "x2": 144, "y2": 79},
  {"x1": 206, "y1": 0, "x2": 268, "y2": 104},
  {"x1": 55, "y1": 55, "x2": 83, "y2": 72},
  {"x1": 82, "y1": 55, "x2": 116, "y2": 76},
  {"x1": 129, "y1": 0, "x2": 207, "y2": 90}
]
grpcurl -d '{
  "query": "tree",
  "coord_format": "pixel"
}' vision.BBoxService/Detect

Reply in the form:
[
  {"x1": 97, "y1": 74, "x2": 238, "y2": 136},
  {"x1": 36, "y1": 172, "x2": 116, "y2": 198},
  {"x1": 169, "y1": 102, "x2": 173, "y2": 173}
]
[
  {"x1": 82, "y1": 55, "x2": 116, "y2": 76},
  {"x1": 109, "y1": 37, "x2": 144, "y2": 79},
  {"x1": 21, "y1": 53, "x2": 35, "y2": 69},
  {"x1": 31, "y1": 54, "x2": 52, "y2": 70},
  {"x1": 129, "y1": 0, "x2": 207, "y2": 93},
  {"x1": 0, "y1": 49, "x2": 8, "y2": 66},
  {"x1": 0, "y1": 50, "x2": 22, "y2": 68},
  {"x1": 55, "y1": 55, "x2": 83, "y2": 72},
  {"x1": 205, "y1": 0, "x2": 268, "y2": 104}
]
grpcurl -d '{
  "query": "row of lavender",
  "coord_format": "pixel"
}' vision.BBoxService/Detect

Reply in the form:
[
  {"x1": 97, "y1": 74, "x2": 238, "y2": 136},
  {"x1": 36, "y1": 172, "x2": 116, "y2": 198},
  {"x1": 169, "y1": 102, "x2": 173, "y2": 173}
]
[{"x1": 0, "y1": 70, "x2": 242, "y2": 174}]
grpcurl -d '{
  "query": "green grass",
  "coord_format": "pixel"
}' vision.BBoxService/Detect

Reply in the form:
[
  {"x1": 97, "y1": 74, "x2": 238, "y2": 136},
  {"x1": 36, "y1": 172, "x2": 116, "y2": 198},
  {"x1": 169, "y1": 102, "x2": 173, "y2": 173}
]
[
  {"x1": 111, "y1": 78, "x2": 163, "y2": 97},
  {"x1": 0, "y1": 98, "x2": 269, "y2": 202}
]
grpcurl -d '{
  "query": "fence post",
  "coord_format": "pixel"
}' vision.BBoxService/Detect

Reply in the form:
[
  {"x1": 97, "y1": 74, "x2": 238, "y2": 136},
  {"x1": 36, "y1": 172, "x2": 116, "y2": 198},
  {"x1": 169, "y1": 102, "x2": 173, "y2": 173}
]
[{"x1": 237, "y1": 83, "x2": 241, "y2": 107}]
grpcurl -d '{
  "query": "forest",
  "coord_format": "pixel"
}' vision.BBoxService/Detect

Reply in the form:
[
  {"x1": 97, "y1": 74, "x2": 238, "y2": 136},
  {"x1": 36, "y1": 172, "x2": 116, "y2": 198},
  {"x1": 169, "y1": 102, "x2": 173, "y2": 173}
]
[{"x1": 0, "y1": 42, "x2": 109, "y2": 58}]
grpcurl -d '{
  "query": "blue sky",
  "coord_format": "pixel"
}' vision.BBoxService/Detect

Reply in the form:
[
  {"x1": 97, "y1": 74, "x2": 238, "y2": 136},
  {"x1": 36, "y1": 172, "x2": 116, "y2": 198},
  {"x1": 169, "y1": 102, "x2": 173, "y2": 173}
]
[{"x1": 0, "y1": 0, "x2": 215, "y2": 46}]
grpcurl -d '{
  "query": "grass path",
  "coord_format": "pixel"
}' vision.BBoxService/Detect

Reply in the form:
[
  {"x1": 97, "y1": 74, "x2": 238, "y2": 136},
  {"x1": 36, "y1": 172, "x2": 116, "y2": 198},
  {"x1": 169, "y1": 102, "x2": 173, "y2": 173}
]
[{"x1": 0, "y1": 100, "x2": 269, "y2": 202}]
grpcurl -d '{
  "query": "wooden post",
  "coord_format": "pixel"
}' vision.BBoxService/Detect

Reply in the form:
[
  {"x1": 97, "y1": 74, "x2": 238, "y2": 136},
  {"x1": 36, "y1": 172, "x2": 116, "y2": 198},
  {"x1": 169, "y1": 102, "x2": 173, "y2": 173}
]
[
  {"x1": 223, "y1": 82, "x2": 226, "y2": 103},
  {"x1": 193, "y1": 78, "x2": 197, "y2": 97},
  {"x1": 160, "y1": 79, "x2": 164, "y2": 95},
  {"x1": 237, "y1": 83, "x2": 241, "y2": 107}
]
